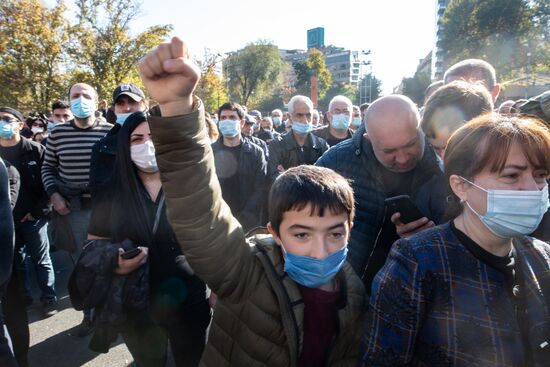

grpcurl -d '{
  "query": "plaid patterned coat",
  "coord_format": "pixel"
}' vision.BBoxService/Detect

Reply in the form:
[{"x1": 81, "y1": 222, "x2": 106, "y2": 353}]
[{"x1": 360, "y1": 223, "x2": 550, "y2": 366}]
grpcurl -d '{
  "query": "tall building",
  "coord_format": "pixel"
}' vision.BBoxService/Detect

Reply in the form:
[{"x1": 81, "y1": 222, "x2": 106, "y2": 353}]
[{"x1": 432, "y1": 0, "x2": 450, "y2": 80}]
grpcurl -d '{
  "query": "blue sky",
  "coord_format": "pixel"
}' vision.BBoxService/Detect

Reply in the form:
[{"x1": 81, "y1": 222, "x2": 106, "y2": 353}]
[{"x1": 46, "y1": 0, "x2": 437, "y2": 94}]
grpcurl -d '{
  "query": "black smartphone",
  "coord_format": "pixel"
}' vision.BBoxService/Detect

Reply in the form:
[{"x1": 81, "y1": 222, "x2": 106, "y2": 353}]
[
  {"x1": 384, "y1": 195, "x2": 425, "y2": 224},
  {"x1": 120, "y1": 247, "x2": 142, "y2": 260}
]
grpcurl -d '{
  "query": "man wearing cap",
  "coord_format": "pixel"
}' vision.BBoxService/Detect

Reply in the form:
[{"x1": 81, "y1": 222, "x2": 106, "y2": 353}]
[
  {"x1": 213, "y1": 102, "x2": 268, "y2": 231},
  {"x1": 241, "y1": 114, "x2": 269, "y2": 159},
  {"x1": 312, "y1": 95, "x2": 354, "y2": 147},
  {"x1": 88, "y1": 83, "x2": 148, "y2": 197},
  {"x1": 41, "y1": 83, "x2": 111, "y2": 336},
  {"x1": 0, "y1": 107, "x2": 58, "y2": 320}
]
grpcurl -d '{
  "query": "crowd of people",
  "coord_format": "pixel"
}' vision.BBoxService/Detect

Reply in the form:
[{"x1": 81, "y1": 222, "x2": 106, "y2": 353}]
[{"x1": 1, "y1": 36, "x2": 550, "y2": 367}]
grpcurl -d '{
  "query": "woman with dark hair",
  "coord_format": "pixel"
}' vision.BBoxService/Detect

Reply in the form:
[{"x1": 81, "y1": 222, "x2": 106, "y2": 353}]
[
  {"x1": 361, "y1": 113, "x2": 550, "y2": 366},
  {"x1": 87, "y1": 111, "x2": 211, "y2": 367}
]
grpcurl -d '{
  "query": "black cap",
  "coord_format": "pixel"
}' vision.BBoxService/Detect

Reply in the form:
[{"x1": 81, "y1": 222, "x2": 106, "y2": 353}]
[
  {"x1": 249, "y1": 110, "x2": 262, "y2": 119},
  {"x1": 244, "y1": 114, "x2": 257, "y2": 124},
  {"x1": 519, "y1": 91, "x2": 550, "y2": 124},
  {"x1": 112, "y1": 84, "x2": 145, "y2": 103},
  {"x1": 0, "y1": 107, "x2": 24, "y2": 122}
]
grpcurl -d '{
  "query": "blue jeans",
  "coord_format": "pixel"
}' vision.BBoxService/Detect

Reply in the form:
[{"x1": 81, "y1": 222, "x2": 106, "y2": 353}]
[{"x1": 15, "y1": 218, "x2": 56, "y2": 304}]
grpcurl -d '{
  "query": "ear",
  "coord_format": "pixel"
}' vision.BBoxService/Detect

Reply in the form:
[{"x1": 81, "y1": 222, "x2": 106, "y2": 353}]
[
  {"x1": 449, "y1": 174, "x2": 469, "y2": 202},
  {"x1": 240, "y1": 120, "x2": 246, "y2": 129},
  {"x1": 267, "y1": 222, "x2": 281, "y2": 246},
  {"x1": 326, "y1": 111, "x2": 332, "y2": 120}
]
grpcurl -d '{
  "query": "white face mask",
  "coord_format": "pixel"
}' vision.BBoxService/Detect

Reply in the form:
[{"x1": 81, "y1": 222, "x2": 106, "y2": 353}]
[
  {"x1": 31, "y1": 127, "x2": 44, "y2": 134},
  {"x1": 130, "y1": 140, "x2": 158, "y2": 173},
  {"x1": 461, "y1": 177, "x2": 550, "y2": 237}
]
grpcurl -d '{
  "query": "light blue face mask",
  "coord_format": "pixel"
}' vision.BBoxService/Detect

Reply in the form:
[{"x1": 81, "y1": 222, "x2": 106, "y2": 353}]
[
  {"x1": 272, "y1": 116, "x2": 281, "y2": 126},
  {"x1": 0, "y1": 122, "x2": 15, "y2": 139},
  {"x1": 116, "y1": 113, "x2": 131, "y2": 125},
  {"x1": 331, "y1": 114, "x2": 351, "y2": 130},
  {"x1": 291, "y1": 121, "x2": 312, "y2": 135},
  {"x1": 47, "y1": 121, "x2": 61, "y2": 131},
  {"x1": 352, "y1": 117, "x2": 362, "y2": 128},
  {"x1": 461, "y1": 177, "x2": 550, "y2": 237},
  {"x1": 281, "y1": 244, "x2": 348, "y2": 288},
  {"x1": 218, "y1": 119, "x2": 240, "y2": 138},
  {"x1": 70, "y1": 97, "x2": 95, "y2": 119}
]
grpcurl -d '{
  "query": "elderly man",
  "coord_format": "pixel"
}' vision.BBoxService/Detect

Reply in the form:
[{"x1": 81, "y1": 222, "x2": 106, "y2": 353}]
[
  {"x1": 444, "y1": 59, "x2": 500, "y2": 103},
  {"x1": 268, "y1": 95, "x2": 329, "y2": 182},
  {"x1": 41, "y1": 82, "x2": 111, "y2": 336},
  {"x1": 271, "y1": 109, "x2": 285, "y2": 133},
  {"x1": 313, "y1": 95, "x2": 354, "y2": 147},
  {"x1": 316, "y1": 95, "x2": 443, "y2": 290}
]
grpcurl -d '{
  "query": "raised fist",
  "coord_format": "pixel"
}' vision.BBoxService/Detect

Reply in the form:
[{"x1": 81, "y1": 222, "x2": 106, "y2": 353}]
[{"x1": 139, "y1": 37, "x2": 201, "y2": 116}]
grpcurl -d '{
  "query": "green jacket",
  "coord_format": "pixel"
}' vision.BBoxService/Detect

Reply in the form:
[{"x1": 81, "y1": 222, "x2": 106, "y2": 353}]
[{"x1": 149, "y1": 98, "x2": 367, "y2": 366}]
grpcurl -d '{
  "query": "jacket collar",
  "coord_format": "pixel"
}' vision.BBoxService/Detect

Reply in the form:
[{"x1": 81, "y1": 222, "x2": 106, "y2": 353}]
[{"x1": 281, "y1": 131, "x2": 319, "y2": 150}]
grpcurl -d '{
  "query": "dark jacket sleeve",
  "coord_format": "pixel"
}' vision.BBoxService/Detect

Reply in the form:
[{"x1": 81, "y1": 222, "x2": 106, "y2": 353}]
[
  {"x1": 0, "y1": 158, "x2": 15, "y2": 291},
  {"x1": 239, "y1": 145, "x2": 268, "y2": 230},
  {"x1": 267, "y1": 138, "x2": 284, "y2": 182},
  {"x1": 360, "y1": 238, "x2": 424, "y2": 366},
  {"x1": 149, "y1": 98, "x2": 263, "y2": 303},
  {"x1": 6, "y1": 162, "x2": 20, "y2": 211}
]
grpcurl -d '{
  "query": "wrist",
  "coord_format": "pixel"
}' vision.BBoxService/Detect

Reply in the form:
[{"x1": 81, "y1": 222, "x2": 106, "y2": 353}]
[{"x1": 159, "y1": 96, "x2": 194, "y2": 117}]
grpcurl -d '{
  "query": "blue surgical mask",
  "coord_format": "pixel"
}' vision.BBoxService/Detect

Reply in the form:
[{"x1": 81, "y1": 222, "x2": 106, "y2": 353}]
[
  {"x1": 218, "y1": 119, "x2": 240, "y2": 138},
  {"x1": 116, "y1": 113, "x2": 131, "y2": 125},
  {"x1": 0, "y1": 122, "x2": 15, "y2": 139},
  {"x1": 281, "y1": 244, "x2": 348, "y2": 288},
  {"x1": 272, "y1": 116, "x2": 281, "y2": 126},
  {"x1": 47, "y1": 121, "x2": 61, "y2": 131},
  {"x1": 291, "y1": 121, "x2": 312, "y2": 135},
  {"x1": 70, "y1": 96, "x2": 95, "y2": 119},
  {"x1": 331, "y1": 114, "x2": 351, "y2": 130},
  {"x1": 352, "y1": 117, "x2": 362, "y2": 128},
  {"x1": 461, "y1": 177, "x2": 550, "y2": 237}
]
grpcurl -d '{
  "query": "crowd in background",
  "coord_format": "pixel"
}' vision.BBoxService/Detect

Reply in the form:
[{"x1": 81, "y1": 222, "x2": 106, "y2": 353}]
[{"x1": 1, "y1": 39, "x2": 550, "y2": 367}]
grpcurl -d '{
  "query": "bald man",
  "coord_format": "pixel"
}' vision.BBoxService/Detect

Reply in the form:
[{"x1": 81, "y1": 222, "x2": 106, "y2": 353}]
[{"x1": 316, "y1": 95, "x2": 443, "y2": 290}]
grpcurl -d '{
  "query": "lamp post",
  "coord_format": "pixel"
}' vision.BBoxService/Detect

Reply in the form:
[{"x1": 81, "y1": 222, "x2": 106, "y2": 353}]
[{"x1": 359, "y1": 50, "x2": 372, "y2": 104}]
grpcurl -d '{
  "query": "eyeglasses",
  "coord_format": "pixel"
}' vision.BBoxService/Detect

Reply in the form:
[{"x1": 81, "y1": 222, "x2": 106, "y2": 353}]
[{"x1": 0, "y1": 116, "x2": 18, "y2": 123}]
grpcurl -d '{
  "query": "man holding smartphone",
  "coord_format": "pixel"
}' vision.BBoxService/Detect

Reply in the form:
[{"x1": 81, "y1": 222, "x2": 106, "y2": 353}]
[{"x1": 316, "y1": 95, "x2": 444, "y2": 292}]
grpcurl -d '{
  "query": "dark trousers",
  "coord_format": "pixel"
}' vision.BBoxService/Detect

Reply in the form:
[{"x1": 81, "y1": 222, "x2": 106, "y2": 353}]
[{"x1": 1, "y1": 260, "x2": 29, "y2": 367}]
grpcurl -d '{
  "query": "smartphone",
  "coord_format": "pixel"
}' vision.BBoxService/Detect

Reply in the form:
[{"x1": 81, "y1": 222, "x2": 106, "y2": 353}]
[
  {"x1": 120, "y1": 247, "x2": 142, "y2": 260},
  {"x1": 384, "y1": 195, "x2": 425, "y2": 224}
]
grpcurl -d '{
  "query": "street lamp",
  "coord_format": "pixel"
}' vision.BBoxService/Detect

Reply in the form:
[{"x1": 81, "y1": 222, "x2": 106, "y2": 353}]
[{"x1": 359, "y1": 50, "x2": 372, "y2": 104}]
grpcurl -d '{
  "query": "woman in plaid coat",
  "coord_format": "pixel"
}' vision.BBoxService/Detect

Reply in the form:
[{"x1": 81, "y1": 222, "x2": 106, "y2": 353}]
[{"x1": 361, "y1": 113, "x2": 550, "y2": 367}]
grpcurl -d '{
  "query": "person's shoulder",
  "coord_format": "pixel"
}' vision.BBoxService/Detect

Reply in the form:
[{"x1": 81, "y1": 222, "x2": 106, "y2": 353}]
[
  {"x1": 396, "y1": 223, "x2": 455, "y2": 254},
  {"x1": 95, "y1": 120, "x2": 113, "y2": 130},
  {"x1": 315, "y1": 137, "x2": 356, "y2": 167},
  {"x1": 518, "y1": 236, "x2": 550, "y2": 263}
]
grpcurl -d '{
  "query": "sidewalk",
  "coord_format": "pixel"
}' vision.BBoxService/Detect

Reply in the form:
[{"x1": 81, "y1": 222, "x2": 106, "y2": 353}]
[{"x1": 26, "y1": 249, "x2": 175, "y2": 367}]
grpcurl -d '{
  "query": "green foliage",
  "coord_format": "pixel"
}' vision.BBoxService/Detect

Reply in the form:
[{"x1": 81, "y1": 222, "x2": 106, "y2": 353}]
[
  {"x1": 357, "y1": 73, "x2": 382, "y2": 105},
  {"x1": 70, "y1": 0, "x2": 172, "y2": 100},
  {"x1": 293, "y1": 48, "x2": 333, "y2": 100},
  {"x1": 439, "y1": 0, "x2": 550, "y2": 81},
  {"x1": 401, "y1": 70, "x2": 431, "y2": 105},
  {"x1": 0, "y1": 0, "x2": 72, "y2": 112},
  {"x1": 224, "y1": 42, "x2": 285, "y2": 106},
  {"x1": 318, "y1": 83, "x2": 358, "y2": 111},
  {"x1": 194, "y1": 52, "x2": 228, "y2": 113}
]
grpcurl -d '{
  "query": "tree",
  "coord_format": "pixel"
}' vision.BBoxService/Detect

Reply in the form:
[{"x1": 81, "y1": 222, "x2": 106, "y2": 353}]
[
  {"x1": 293, "y1": 48, "x2": 332, "y2": 100},
  {"x1": 0, "y1": 0, "x2": 72, "y2": 112},
  {"x1": 194, "y1": 51, "x2": 228, "y2": 113},
  {"x1": 357, "y1": 73, "x2": 382, "y2": 105},
  {"x1": 439, "y1": 0, "x2": 549, "y2": 80},
  {"x1": 318, "y1": 83, "x2": 358, "y2": 111},
  {"x1": 70, "y1": 0, "x2": 172, "y2": 99},
  {"x1": 401, "y1": 70, "x2": 431, "y2": 105},
  {"x1": 223, "y1": 42, "x2": 285, "y2": 107}
]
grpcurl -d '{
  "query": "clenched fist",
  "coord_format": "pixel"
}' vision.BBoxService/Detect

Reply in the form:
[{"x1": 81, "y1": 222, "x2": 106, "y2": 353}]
[{"x1": 139, "y1": 37, "x2": 200, "y2": 116}]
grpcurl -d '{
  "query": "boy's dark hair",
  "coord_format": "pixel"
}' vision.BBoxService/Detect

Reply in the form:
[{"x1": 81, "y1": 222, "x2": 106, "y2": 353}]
[
  {"x1": 51, "y1": 100, "x2": 70, "y2": 111},
  {"x1": 268, "y1": 165, "x2": 355, "y2": 234},
  {"x1": 217, "y1": 102, "x2": 244, "y2": 120}
]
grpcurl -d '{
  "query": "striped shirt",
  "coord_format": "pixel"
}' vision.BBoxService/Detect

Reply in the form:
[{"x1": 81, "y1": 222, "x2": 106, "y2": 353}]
[{"x1": 42, "y1": 119, "x2": 111, "y2": 196}]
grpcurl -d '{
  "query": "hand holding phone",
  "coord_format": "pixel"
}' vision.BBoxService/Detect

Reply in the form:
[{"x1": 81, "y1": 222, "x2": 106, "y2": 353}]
[
  {"x1": 120, "y1": 247, "x2": 142, "y2": 260},
  {"x1": 385, "y1": 195, "x2": 434, "y2": 238}
]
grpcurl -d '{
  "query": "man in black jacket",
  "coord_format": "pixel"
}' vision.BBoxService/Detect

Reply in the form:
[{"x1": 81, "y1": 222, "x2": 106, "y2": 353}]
[
  {"x1": 213, "y1": 102, "x2": 268, "y2": 231},
  {"x1": 0, "y1": 107, "x2": 57, "y2": 318},
  {"x1": 0, "y1": 157, "x2": 17, "y2": 367},
  {"x1": 268, "y1": 95, "x2": 329, "y2": 182}
]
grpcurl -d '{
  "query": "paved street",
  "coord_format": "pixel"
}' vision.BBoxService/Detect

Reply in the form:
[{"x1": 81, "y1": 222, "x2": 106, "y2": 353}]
[{"x1": 26, "y1": 248, "x2": 175, "y2": 367}]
